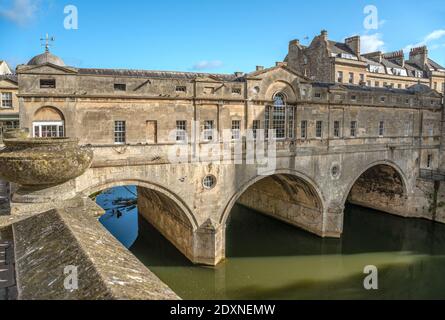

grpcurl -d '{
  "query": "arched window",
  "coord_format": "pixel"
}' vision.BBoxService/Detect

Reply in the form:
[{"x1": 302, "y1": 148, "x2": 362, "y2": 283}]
[
  {"x1": 273, "y1": 92, "x2": 286, "y2": 107},
  {"x1": 264, "y1": 92, "x2": 295, "y2": 140},
  {"x1": 33, "y1": 106, "x2": 65, "y2": 138},
  {"x1": 272, "y1": 93, "x2": 286, "y2": 139}
]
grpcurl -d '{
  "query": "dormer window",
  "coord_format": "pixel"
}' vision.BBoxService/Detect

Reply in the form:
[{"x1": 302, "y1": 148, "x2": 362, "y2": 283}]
[
  {"x1": 114, "y1": 83, "x2": 126, "y2": 91},
  {"x1": 40, "y1": 79, "x2": 56, "y2": 89},
  {"x1": 176, "y1": 86, "x2": 187, "y2": 93}
]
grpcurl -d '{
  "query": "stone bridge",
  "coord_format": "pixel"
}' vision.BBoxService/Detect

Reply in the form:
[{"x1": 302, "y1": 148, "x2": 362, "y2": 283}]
[{"x1": 50, "y1": 141, "x2": 436, "y2": 266}]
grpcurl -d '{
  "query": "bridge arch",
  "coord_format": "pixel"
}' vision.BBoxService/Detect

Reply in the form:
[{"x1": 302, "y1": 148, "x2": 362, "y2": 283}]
[
  {"x1": 343, "y1": 160, "x2": 409, "y2": 215},
  {"x1": 220, "y1": 169, "x2": 326, "y2": 236},
  {"x1": 81, "y1": 178, "x2": 199, "y2": 231}
]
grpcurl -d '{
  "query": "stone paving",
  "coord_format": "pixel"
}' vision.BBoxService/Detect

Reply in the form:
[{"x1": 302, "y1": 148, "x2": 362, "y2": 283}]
[{"x1": 0, "y1": 240, "x2": 16, "y2": 300}]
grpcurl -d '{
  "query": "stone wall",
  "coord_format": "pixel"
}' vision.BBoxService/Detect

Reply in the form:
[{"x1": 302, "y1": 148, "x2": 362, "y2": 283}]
[{"x1": 12, "y1": 197, "x2": 179, "y2": 300}]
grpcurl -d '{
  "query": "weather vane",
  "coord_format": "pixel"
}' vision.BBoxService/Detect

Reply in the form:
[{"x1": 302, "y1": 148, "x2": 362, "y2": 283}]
[{"x1": 40, "y1": 33, "x2": 55, "y2": 52}]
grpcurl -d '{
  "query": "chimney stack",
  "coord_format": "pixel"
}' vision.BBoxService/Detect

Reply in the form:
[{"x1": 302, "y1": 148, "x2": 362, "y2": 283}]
[
  {"x1": 256, "y1": 66, "x2": 264, "y2": 71},
  {"x1": 320, "y1": 30, "x2": 328, "y2": 41},
  {"x1": 409, "y1": 46, "x2": 428, "y2": 68},
  {"x1": 383, "y1": 50, "x2": 405, "y2": 67},
  {"x1": 345, "y1": 36, "x2": 361, "y2": 58}
]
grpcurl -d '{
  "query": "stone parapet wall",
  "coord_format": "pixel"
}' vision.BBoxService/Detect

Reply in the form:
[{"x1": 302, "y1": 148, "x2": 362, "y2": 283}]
[{"x1": 12, "y1": 197, "x2": 179, "y2": 300}]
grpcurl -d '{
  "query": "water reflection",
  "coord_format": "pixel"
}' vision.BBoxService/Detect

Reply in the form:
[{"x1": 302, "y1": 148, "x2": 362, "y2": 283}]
[{"x1": 97, "y1": 186, "x2": 445, "y2": 300}]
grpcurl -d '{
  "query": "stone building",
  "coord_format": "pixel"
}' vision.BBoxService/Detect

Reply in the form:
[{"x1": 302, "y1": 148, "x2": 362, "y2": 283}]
[
  {"x1": 12, "y1": 42, "x2": 445, "y2": 265},
  {"x1": 286, "y1": 30, "x2": 445, "y2": 93},
  {"x1": 0, "y1": 74, "x2": 19, "y2": 141}
]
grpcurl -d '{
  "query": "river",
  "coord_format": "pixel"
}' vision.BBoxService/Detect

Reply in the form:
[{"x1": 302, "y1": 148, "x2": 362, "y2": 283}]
[{"x1": 97, "y1": 186, "x2": 445, "y2": 300}]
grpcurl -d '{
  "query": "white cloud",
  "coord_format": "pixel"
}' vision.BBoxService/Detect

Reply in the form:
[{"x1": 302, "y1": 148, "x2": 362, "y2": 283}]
[
  {"x1": 192, "y1": 60, "x2": 224, "y2": 71},
  {"x1": 361, "y1": 33, "x2": 385, "y2": 53},
  {"x1": 0, "y1": 0, "x2": 39, "y2": 25},
  {"x1": 404, "y1": 29, "x2": 445, "y2": 52}
]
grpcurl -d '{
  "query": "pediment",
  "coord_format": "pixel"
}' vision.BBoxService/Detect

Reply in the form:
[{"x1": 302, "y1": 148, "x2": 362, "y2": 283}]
[
  {"x1": 246, "y1": 65, "x2": 310, "y2": 83},
  {"x1": 17, "y1": 63, "x2": 78, "y2": 75}
]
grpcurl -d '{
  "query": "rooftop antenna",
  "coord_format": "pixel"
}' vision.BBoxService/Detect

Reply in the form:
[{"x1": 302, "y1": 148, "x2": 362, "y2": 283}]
[{"x1": 40, "y1": 33, "x2": 55, "y2": 52}]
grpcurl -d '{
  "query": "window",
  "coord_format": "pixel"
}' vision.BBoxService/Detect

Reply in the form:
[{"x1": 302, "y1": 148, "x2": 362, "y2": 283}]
[
  {"x1": 427, "y1": 154, "x2": 433, "y2": 168},
  {"x1": 203, "y1": 120, "x2": 214, "y2": 141},
  {"x1": 351, "y1": 95, "x2": 357, "y2": 101},
  {"x1": 114, "y1": 121, "x2": 126, "y2": 144},
  {"x1": 379, "y1": 121, "x2": 384, "y2": 136},
  {"x1": 428, "y1": 127, "x2": 434, "y2": 137},
  {"x1": 271, "y1": 93, "x2": 286, "y2": 139},
  {"x1": 334, "y1": 121, "x2": 341, "y2": 138},
  {"x1": 252, "y1": 120, "x2": 260, "y2": 139},
  {"x1": 359, "y1": 74, "x2": 365, "y2": 83},
  {"x1": 433, "y1": 82, "x2": 438, "y2": 90},
  {"x1": 176, "y1": 121, "x2": 187, "y2": 142},
  {"x1": 301, "y1": 121, "x2": 307, "y2": 139},
  {"x1": 316, "y1": 121, "x2": 323, "y2": 138},
  {"x1": 349, "y1": 72, "x2": 354, "y2": 84},
  {"x1": 231, "y1": 120, "x2": 241, "y2": 140},
  {"x1": 1, "y1": 92, "x2": 12, "y2": 108},
  {"x1": 314, "y1": 92, "x2": 321, "y2": 98},
  {"x1": 203, "y1": 175, "x2": 216, "y2": 189},
  {"x1": 203, "y1": 87, "x2": 215, "y2": 94},
  {"x1": 442, "y1": 83, "x2": 445, "y2": 93},
  {"x1": 367, "y1": 80, "x2": 372, "y2": 87},
  {"x1": 33, "y1": 121, "x2": 64, "y2": 138},
  {"x1": 175, "y1": 86, "x2": 187, "y2": 93},
  {"x1": 40, "y1": 79, "x2": 56, "y2": 88},
  {"x1": 350, "y1": 121, "x2": 357, "y2": 137},
  {"x1": 380, "y1": 96, "x2": 386, "y2": 103},
  {"x1": 398, "y1": 84, "x2": 402, "y2": 89},
  {"x1": 287, "y1": 106, "x2": 295, "y2": 139},
  {"x1": 114, "y1": 83, "x2": 126, "y2": 91},
  {"x1": 232, "y1": 88, "x2": 242, "y2": 95},
  {"x1": 375, "y1": 81, "x2": 380, "y2": 87},
  {"x1": 337, "y1": 71, "x2": 343, "y2": 83},
  {"x1": 265, "y1": 106, "x2": 270, "y2": 140},
  {"x1": 405, "y1": 98, "x2": 410, "y2": 104},
  {"x1": 383, "y1": 82, "x2": 387, "y2": 87}
]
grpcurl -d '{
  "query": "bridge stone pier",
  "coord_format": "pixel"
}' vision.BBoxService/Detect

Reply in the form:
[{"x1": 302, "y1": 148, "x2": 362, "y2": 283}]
[{"x1": 62, "y1": 141, "x2": 438, "y2": 266}]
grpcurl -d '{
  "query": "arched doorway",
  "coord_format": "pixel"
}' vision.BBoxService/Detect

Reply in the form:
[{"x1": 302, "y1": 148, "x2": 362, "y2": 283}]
[{"x1": 32, "y1": 106, "x2": 65, "y2": 138}]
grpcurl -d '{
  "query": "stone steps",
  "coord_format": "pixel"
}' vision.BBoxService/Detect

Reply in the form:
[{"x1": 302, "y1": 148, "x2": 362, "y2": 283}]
[
  {"x1": 0, "y1": 240, "x2": 16, "y2": 300},
  {"x1": 0, "y1": 180, "x2": 9, "y2": 203}
]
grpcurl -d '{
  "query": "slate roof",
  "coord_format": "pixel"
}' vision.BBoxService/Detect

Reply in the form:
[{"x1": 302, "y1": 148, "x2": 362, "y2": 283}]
[
  {"x1": 428, "y1": 58, "x2": 445, "y2": 71},
  {"x1": 312, "y1": 82, "x2": 432, "y2": 95},
  {"x1": 328, "y1": 41, "x2": 357, "y2": 57},
  {"x1": 0, "y1": 74, "x2": 17, "y2": 84},
  {"x1": 77, "y1": 68, "x2": 244, "y2": 82}
]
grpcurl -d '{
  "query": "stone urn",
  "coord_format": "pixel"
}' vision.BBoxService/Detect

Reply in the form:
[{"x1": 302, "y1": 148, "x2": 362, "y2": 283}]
[
  {"x1": 2, "y1": 128, "x2": 30, "y2": 140},
  {"x1": 0, "y1": 138, "x2": 93, "y2": 204}
]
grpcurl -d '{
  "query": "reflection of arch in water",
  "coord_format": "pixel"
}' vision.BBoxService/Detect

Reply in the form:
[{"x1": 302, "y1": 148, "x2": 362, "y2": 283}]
[{"x1": 85, "y1": 179, "x2": 198, "y2": 262}]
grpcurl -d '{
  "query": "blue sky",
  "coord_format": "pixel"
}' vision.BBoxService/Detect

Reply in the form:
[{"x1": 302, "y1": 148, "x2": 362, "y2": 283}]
[{"x1": 0, "y1": 0, "x2": 444, "y2": 73}]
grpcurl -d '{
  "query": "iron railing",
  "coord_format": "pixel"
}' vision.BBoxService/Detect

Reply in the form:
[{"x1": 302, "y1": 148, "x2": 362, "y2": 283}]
[{"x1": 420, "y1": 169, "x2": 445, "y2": 181}]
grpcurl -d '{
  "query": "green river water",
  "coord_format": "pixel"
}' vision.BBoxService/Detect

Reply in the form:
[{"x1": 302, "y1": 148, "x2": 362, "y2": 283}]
[{"x1": 98, "y1": 186, "x2": 445, "y2": 300}]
